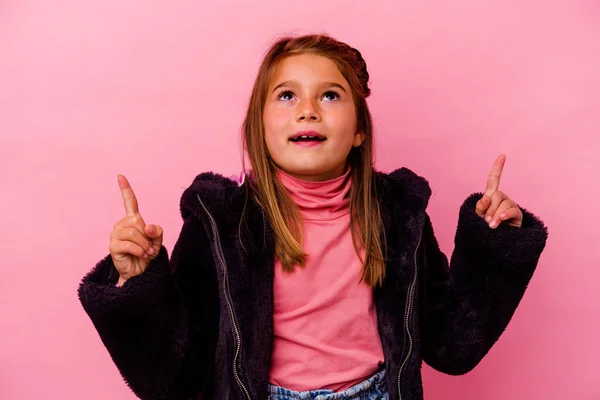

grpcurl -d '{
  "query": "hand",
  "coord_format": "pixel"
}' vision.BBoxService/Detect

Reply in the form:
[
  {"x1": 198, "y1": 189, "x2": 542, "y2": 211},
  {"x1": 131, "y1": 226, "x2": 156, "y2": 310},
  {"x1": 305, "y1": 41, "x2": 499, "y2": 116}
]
[
  {"x1": 109, "y1": 175, "x2": 164, "y2": 286},
  {"x1": 475, "y1": 155, "x2": 523, "y2": 229}
]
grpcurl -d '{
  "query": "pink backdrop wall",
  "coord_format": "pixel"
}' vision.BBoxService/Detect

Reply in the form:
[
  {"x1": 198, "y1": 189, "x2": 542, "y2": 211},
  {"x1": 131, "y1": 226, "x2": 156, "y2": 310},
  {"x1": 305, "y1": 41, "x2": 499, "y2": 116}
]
[{"x1": 1, "y1": 0, "x2": 599, "y2": 398}]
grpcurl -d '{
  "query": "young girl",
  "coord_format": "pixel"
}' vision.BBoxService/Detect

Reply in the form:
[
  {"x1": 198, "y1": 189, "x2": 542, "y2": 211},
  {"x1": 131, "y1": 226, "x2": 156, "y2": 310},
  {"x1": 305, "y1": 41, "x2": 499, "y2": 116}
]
[{"x1": 78, "y1": 34, "x2": 548, "y2": 400}]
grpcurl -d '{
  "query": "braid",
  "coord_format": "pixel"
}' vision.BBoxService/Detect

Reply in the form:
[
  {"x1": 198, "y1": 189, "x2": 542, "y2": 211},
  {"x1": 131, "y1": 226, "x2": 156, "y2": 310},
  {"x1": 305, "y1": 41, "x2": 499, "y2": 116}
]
[{"x1": 349, "y1": 47, "x2": 371, "y2": 97}]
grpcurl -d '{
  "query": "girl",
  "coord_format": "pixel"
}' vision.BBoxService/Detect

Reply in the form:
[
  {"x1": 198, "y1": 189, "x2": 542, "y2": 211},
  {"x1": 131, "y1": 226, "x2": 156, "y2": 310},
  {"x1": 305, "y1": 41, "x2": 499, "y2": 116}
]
[{"x1": 78, "y1": 34, "x2": 548, "y2": 400}]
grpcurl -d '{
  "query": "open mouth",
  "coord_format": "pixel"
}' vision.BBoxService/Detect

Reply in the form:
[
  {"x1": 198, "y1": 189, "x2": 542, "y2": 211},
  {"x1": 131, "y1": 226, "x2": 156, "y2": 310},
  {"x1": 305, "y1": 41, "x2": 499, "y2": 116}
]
[{"x1": 289, "y1": 135, "x2": 327, "y2": 143}]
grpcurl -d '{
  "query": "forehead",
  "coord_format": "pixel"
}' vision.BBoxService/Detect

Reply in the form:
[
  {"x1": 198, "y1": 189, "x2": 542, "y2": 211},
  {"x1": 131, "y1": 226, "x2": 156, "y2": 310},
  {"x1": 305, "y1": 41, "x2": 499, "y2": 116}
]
[{"x1": 269, "y1": 54, "x2": 348, "y2": 87}]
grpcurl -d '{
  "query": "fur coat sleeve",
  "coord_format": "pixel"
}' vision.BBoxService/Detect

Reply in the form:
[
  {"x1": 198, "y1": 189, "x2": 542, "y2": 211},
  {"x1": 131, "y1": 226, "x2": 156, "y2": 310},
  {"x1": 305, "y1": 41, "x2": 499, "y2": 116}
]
[
  {"x1": 77, "y1": 215, "x2": 219, "y2": 400},
  {"x1": 418, "y1": 193, "x2": 549, "y2": 375}
]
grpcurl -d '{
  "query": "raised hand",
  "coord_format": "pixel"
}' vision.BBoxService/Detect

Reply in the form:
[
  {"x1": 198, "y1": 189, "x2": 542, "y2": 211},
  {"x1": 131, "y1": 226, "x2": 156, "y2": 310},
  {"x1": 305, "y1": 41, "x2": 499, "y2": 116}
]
[
  {"x1": 109, "y1": 175, "x2": 164, "y2": 286},
  {"x1": 475, "y1": 155, "x2": 523, "y2": 229}
]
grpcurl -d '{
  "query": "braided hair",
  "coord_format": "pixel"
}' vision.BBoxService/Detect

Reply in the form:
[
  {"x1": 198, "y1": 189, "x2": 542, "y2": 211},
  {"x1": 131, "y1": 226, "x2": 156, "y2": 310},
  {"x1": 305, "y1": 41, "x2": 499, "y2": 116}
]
[{"x1": 348, "y1": 46, "x2": 371, "y2": 97}]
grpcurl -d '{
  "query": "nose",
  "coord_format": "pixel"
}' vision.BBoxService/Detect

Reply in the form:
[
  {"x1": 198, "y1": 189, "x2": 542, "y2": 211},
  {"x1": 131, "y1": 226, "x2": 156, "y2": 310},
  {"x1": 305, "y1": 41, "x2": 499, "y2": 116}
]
[{"x1": 296, "y1": 98, "x2": 321, "y2": 122}]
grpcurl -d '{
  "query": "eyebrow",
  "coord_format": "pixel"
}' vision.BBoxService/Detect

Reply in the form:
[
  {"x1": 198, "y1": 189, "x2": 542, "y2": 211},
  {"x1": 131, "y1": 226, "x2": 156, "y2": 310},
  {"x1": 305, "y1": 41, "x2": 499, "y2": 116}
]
[{"x1": 272, "y1": 81, "x2": 348, "y2": 93}]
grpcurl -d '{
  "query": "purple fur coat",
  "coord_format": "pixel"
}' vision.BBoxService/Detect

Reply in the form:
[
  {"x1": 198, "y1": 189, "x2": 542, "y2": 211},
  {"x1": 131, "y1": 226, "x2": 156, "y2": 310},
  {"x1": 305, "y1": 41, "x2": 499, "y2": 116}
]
[{"x1": 78, "y1": 167, "x2": 548, "y2": 400}]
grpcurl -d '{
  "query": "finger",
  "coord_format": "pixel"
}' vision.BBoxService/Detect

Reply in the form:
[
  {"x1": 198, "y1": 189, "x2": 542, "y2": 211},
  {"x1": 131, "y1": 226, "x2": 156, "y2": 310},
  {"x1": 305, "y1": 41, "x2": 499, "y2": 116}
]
[
  {"x1": 485, "y1": 190, "x2": 507, "y2": 223},
  {"x1": 489, "y1": 199, "x2": 514, "y2": 229},
  {"x1": 144, "y1": 224, "x2": 164, "y2": 248},
  {"x1": 484, "y1": 154, "x2": 506, "y2": 197},
  {"x1": 475, "y1": 194, "x2": 491, "y2": 218},
  {"x1": 118, "y1": 174, "x2": 139, "y2": 217},
  {"x1": 499, "y1": 206, "x2": 521, "y2": 222},
  {"x1": 110, "y1": 240, "x2": 149, "y2": 259},
  {"x1": 114, "y1": 214, "x2": 147, "y2": 233},
  {"x1": 113, "y1": 227, "x2": 155, "y2": 256}
]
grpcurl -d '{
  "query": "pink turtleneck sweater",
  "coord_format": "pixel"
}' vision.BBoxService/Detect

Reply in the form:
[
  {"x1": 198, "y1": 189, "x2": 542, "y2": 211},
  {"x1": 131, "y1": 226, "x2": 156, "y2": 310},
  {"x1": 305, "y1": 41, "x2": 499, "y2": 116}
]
[{"x1": 268, "y1": 168, "x2": 384, "y2": 392}]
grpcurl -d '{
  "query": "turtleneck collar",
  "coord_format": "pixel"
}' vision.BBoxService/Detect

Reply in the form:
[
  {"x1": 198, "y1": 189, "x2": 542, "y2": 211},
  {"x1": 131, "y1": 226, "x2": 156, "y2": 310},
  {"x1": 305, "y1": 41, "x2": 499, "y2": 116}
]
[{"x1": 275, "y1": 167, "x2": 351, "y2": 221}]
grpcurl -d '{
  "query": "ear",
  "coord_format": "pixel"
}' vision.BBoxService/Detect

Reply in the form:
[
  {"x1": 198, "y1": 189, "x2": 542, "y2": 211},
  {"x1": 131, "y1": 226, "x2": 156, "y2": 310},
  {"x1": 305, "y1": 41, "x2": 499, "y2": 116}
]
[{"x1": 352, "y1": 132, "x2": 365, "y2": 147}]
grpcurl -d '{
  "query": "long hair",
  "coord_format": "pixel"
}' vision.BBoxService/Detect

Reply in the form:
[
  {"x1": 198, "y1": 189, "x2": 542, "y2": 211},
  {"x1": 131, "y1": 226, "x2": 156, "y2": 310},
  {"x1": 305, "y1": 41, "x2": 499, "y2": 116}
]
[{"x1": 242, "y1": 34, "x2": 386, "y2": 287}]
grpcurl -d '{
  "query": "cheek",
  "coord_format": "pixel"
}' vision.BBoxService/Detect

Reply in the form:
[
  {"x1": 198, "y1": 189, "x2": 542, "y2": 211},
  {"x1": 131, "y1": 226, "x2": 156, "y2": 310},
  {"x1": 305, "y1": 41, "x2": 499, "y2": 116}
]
[
  {"x1": 263, "y1": 111, "x2": 287, "y2": 157},
  {"x1": 324, "y1": 102, "x2": 354, "y2": 122},
  {"x1": 329, "y1": 108, "x2": 357, "y2": 138},
  {"x1": 264, "y1": 106, "x2": 291, "y2": 133}
]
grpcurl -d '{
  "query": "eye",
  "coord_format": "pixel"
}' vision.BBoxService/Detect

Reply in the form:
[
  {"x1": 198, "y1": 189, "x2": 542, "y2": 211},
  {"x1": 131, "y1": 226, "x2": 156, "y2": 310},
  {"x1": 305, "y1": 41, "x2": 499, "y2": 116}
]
[
  {"x1": 322, "y1": 91, "x2": 340, "y2": 101},
  {"x1": 277, "y1": 90, "x2": 295, "y2": 101}
]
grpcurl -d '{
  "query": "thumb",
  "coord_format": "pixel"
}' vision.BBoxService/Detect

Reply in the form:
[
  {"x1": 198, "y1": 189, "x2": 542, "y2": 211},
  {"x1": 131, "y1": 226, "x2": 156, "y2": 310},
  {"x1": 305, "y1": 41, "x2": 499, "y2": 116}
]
[{"x1": 145, "y1": 224, "x2": 164, "y2": 249}]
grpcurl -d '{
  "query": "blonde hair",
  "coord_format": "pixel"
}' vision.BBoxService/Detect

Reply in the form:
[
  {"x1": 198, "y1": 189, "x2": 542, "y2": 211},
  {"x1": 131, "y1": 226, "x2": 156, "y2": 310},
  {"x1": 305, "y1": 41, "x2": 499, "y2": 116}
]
[{"x1": 242, "y1": 34, "x2": 386, "y2": 287}]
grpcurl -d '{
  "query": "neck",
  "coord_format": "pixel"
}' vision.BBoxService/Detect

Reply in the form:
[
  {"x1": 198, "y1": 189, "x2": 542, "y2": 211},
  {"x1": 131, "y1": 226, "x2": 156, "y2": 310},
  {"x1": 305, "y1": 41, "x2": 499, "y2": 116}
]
[
  {"x1": 278, "y1": 165, "x2": 348, "y2": 182},
  {"x1": 275, "y1": 166, "x2": 352, "y2": 221}
]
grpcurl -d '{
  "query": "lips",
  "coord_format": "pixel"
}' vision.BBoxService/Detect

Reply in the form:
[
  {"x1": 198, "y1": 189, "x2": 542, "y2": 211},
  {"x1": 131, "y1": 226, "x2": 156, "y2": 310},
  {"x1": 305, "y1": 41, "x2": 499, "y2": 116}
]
[{"x1": 289, "y1": 130, "x2": 326, "y2": 142}]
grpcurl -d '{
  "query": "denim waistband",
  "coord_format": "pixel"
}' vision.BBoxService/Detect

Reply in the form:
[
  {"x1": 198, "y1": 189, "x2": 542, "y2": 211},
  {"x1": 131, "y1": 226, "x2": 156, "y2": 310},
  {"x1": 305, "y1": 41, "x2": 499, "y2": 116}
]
[{"x1": 267, "y1": 369, "x2": 388, "y2": 400}]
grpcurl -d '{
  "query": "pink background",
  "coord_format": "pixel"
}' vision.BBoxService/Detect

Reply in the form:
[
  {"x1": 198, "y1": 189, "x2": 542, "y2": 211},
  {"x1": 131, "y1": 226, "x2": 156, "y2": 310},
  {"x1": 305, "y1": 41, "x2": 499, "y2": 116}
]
[{"x1": 1, "y1": 0, "x2": 599, "y2": 399}]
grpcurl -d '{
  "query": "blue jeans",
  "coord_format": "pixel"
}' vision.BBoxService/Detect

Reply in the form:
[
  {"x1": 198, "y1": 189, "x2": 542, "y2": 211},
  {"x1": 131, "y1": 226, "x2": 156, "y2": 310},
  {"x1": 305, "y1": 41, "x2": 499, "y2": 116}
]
[{"x1": 267, "y1": 369, "x2": 389, "y2": 400}]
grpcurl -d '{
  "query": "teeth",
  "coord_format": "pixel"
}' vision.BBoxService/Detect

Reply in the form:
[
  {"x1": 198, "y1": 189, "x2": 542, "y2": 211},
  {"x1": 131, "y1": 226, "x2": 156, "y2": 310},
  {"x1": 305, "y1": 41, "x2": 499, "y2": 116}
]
[{"x1": 291, "y1": 135, "x2": 324, "y2": 141}]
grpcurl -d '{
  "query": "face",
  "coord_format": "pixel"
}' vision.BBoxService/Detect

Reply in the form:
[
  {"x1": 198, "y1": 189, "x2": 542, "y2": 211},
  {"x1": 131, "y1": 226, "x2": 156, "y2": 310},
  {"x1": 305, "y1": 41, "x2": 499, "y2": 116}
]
[{"x1": 263, "y1": 54, "x2": 364, "y2": 182}]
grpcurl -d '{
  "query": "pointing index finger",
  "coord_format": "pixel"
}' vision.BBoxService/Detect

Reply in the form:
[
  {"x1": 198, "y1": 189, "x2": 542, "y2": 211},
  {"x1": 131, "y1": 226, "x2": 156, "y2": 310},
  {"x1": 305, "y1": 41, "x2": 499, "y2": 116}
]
[
  {"x1": 484, "y1": 154, "x2": 506, "y2": 196},
  {"x1": 118, "y1": 174, "x2": 139, "y2": 216}
]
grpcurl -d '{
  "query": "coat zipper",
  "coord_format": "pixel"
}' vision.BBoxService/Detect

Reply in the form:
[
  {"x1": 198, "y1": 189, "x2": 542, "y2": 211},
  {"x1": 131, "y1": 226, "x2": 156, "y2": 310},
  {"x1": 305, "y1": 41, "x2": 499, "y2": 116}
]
[
  {"x1": 196, "y1": 195, "x2": 252, "y2": 400},
  {"x1": 397, "y1": 231, "x2": 422, "y2": 400}
]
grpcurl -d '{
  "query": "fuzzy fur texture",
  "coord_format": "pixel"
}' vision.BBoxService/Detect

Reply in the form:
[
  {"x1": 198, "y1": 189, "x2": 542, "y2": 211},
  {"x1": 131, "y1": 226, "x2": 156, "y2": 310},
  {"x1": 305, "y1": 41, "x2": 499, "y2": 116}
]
[{"x1": 78, "y1": 167, "x2": 548, "y2": 400}]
